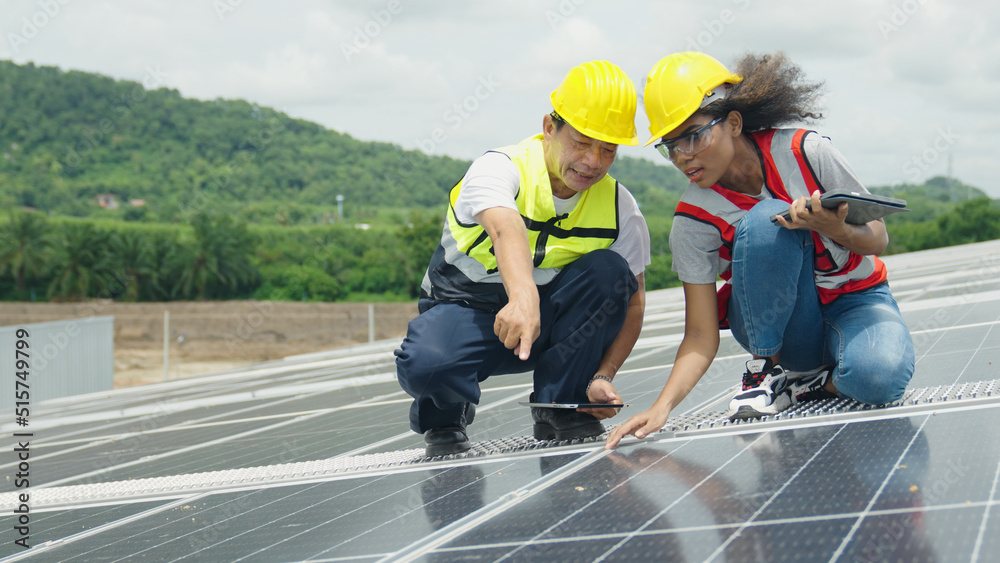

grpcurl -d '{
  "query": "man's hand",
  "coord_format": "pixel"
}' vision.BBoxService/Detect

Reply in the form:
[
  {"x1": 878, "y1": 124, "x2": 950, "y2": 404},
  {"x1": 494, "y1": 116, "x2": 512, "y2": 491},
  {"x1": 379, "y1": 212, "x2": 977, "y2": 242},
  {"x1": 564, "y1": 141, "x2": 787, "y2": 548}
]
[
  {"x1": 478, "y1": 206, "x2": 539, "y2": 361},
  {"x1": 493, "y1": 295, "x2": 540, "y2": 361},
  {"x1": 580, "y1": 376, "x2": 622, "y2": 420},
  {"x1": 604, "y1": 406, "x2": 670, "y2": 450}
]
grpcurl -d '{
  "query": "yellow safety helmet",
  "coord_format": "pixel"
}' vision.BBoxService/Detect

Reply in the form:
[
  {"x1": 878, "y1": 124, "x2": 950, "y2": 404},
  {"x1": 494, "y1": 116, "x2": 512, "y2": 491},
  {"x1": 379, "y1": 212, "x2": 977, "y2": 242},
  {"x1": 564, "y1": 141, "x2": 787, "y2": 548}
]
[
  {"x1": 550, "y1": 60, "x2": 639, "y2": 146},
  {"x1": 643, "y1": 52, "x2": 743, "y2": 146}
]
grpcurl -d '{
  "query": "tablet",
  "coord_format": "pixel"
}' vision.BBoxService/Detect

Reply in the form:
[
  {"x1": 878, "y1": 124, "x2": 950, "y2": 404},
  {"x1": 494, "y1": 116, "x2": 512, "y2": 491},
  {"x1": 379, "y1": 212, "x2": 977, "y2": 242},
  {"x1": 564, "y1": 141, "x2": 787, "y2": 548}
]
[
  {"x1": 770, "y1": 189, "x2": 909, "y2": 225},
  {"x1": 519, "y1": 402, "x2": 627, "y2": 409}
]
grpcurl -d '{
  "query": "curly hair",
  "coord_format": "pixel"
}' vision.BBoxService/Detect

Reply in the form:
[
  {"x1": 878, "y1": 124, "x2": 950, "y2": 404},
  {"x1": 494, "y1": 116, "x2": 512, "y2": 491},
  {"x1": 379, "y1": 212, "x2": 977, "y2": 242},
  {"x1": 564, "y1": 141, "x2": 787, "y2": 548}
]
[{"x1": 702, "y1": 52, "x2": 825, "y2": 133}]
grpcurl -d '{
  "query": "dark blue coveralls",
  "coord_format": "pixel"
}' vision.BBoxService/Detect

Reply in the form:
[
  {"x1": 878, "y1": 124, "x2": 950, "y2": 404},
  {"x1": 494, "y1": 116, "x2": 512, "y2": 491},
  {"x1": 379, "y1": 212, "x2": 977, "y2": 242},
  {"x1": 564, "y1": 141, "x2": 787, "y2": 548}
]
[{"x1": 395, "y1": 249, "x2": 638, "y2": 434}]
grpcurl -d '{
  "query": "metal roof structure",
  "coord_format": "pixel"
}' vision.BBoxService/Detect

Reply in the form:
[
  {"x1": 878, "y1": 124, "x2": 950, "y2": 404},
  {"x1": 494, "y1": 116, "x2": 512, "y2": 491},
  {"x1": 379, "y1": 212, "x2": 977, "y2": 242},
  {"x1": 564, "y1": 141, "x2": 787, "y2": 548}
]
[{"x1": 1, "y1": 239, "x2": 999, "y2": 562}]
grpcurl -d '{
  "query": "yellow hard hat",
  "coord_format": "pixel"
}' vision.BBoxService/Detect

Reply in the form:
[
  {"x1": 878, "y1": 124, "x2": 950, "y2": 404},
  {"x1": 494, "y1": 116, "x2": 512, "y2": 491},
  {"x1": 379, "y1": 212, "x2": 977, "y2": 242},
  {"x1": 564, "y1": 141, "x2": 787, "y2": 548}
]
[
  {"x1": 643, "y1": 52, "x2": 743, "y2": 146},
  {"x1": 550, "y1": 60, "x2": 638, "y2": 146}
]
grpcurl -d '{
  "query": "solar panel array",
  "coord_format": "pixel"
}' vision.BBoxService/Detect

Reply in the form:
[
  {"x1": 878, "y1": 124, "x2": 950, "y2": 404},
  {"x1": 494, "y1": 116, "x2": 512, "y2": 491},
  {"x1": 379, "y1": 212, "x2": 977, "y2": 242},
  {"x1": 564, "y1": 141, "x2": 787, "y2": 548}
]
[{"x1": 2, "y1": 239, "x2": 999, "y2": 562}]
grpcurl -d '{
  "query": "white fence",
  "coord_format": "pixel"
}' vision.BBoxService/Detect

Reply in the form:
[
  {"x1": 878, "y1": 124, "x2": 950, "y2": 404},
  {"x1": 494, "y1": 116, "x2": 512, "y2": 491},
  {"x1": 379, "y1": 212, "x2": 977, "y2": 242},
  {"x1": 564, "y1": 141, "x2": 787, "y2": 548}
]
[{"x1": 0, "y1": 316, "x2": 114, "y2": 411}]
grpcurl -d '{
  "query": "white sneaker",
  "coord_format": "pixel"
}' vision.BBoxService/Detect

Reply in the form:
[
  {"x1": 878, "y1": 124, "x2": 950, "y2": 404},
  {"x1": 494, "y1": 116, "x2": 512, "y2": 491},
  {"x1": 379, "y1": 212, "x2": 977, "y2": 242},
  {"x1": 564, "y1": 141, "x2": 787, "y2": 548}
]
[
  {"x1": 729, "y1": 358, "x2": 791, "y2": 420},
  {"x1": 786, "y1": 365, "x2": 837, "y2": 404}
]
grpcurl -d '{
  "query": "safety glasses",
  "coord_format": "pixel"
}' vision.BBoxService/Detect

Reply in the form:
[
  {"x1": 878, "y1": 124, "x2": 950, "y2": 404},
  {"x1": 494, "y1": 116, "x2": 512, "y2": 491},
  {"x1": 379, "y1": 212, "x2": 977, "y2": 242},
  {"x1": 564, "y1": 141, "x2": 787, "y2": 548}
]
[{"x1": 654, "y1": 116, "x2": 724, "y2": 162}]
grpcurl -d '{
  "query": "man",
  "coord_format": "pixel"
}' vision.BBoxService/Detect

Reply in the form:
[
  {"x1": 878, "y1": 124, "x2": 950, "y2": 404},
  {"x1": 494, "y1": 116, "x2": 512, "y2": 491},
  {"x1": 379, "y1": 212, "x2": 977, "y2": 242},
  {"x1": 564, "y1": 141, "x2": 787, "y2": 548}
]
[{"x1": 395, "y1": 60, "x2": 651, "y2": 457}]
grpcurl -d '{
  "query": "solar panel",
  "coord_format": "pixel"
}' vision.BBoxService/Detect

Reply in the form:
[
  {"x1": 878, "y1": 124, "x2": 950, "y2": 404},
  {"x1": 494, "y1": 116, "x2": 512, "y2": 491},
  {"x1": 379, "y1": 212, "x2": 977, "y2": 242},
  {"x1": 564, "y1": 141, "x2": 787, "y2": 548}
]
[{"x1": 1, "y1": 239, "x2": 998, "y2": 561}]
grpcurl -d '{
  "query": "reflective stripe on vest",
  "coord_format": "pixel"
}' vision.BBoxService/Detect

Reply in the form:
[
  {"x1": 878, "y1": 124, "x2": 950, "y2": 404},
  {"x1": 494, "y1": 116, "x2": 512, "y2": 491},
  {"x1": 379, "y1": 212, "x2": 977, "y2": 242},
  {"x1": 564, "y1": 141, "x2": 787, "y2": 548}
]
[
  {"x1": 675, "y1": 128, "x2": 887, "y2": 306},
  {"x1": 423, "y1": 134, "x2": 620, "y2": 308},
  {"x1": 448, "y1": 134, "x2": 619, "y2": 273}
]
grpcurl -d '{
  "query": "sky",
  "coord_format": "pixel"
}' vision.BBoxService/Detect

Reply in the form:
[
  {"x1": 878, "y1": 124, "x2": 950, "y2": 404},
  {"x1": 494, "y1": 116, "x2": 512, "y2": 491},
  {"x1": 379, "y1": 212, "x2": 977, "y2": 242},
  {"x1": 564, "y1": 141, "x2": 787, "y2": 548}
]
[{"x1": 2, "y1": 0, "x2": 998, "y2": 197}]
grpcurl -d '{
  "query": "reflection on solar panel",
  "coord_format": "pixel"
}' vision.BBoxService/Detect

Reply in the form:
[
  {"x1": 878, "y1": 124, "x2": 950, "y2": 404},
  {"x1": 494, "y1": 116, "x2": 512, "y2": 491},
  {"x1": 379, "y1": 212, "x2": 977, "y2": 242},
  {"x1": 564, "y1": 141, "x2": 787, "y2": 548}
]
[{"x1": 2, "y1": 240, "x2": 999, "y2": 562}]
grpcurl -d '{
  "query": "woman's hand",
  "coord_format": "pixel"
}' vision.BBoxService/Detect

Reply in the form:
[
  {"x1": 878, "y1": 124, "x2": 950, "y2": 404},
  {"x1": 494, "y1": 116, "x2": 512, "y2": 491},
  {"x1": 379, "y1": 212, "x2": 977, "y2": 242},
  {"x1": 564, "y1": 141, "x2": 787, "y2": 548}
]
[
  {"x1": 775, "y1": 190, "x2": 889, "y2": 255},
  {"x1": 604, "y1": 406, "x2": 670, "y2": 449},
  {"x1": 776, "y1": 190, "x2": 848, "y2": 233}
]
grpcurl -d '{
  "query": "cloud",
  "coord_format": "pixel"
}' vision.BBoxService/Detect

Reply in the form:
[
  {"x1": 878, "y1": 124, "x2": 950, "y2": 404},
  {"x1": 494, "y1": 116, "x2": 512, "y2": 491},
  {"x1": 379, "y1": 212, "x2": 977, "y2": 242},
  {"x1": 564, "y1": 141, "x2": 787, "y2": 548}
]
[{"x1": 0, "y1": 0, "x2": 998, "y2": 195}]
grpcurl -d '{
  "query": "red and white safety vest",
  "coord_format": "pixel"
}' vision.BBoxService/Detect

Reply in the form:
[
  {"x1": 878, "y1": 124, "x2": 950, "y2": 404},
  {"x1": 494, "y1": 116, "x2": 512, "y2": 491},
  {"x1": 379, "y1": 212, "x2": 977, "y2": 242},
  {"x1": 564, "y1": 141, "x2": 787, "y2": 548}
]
[{"x1": 674, "y1": 128, "x2": 887, "y2": 324}]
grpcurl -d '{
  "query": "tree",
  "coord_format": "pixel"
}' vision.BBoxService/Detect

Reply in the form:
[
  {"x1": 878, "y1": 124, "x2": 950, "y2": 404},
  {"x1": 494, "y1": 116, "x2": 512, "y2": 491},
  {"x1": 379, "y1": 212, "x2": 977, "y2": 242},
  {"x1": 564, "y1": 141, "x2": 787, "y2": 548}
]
[
  {"x1": 935, "y1": 198, "x2": 1000, "y2": 246},
  {"x1": 166, "y1": 211, "x2": 260, "y2": 300},
  {"x1": 106, "y1": 229, "x2": 156, "y2": 301},
  {"x1": 0, "y1": 210, "x2": 50, "y2": 295},
  {"x1": 395, "y1": 212, "x2": 444, "y2": 297},
  {"x1": 254, "y1": 264, "x2": 343, "y2": 301},
  {"x1": 47, "y1": 221, "x2": 113, "y2": 300}
]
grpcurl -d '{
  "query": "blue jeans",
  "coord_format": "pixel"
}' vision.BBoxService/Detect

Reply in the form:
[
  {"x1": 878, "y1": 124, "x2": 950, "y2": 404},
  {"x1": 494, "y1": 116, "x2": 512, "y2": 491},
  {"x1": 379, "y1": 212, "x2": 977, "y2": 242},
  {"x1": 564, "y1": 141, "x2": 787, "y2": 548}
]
[
  {"x1": 727, "y1": 200, "x2": 914, "y2": 405},
  {"x1": 395, "y1": 249, "x2": 638, "y2": 433}
]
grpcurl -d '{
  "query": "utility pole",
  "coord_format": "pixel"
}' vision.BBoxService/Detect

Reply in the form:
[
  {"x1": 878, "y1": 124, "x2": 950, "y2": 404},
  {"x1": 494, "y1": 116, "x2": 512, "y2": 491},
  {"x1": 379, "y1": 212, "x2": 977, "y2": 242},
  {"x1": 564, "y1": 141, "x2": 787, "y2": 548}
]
[{"x1": 163, "y1": 310, "x2": 169, "y2": 381}]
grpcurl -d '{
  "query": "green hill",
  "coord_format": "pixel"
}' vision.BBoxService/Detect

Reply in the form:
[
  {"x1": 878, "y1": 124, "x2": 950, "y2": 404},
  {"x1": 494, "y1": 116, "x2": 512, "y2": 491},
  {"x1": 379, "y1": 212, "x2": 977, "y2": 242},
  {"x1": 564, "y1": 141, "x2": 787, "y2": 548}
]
[
  {"x1": 0, "y1": 60, "x2": 997, "y2": 303},
  {"x1": 0, "y1": 60, "x2": 687, "y2": 224},
  {"x1": 870, "y1": 176, "x2": 990, "y2": 222},
  {"x1": 0, "y1": 60, "x2": 473, "y2": 222}
]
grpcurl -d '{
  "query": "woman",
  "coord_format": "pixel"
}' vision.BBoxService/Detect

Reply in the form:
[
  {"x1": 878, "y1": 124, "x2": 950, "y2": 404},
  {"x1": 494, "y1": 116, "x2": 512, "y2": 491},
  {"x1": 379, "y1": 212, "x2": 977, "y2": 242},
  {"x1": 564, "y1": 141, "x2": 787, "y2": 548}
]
[{"x1": 606, "y1": 52, "x2": 914, "y2": 448}]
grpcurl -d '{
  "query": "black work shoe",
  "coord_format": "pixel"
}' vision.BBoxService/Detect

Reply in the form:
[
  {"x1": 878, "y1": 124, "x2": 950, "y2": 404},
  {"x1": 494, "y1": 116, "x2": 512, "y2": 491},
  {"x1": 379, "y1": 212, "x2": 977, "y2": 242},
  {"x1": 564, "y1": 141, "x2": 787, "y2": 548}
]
[
  {"x1": 424, "y1": 403, "x2": 476, "y2": 457},
  {"x1": 530, "y1": 402, "x2": 604, "y2": 441}
]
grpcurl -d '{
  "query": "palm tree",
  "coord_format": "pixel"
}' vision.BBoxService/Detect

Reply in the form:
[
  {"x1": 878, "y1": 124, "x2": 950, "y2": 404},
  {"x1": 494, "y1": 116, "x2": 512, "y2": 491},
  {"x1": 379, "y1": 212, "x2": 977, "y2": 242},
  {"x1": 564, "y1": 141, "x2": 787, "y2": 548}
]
[
  {"x1": 47, "y1": 222, "x2": 113, "y2": 300},
  {"x1": 144, "y1": 231, "x2": 179, "y2": 301},
  {"x1": 0, "y1": 210, "x2": 51, "y2": 294},
  {"x1": 106, "y1": 230, "x2": 157, "y2": 301},
  {"x1": 167, "y1": 211, "x2": 259, "y2": 300}
]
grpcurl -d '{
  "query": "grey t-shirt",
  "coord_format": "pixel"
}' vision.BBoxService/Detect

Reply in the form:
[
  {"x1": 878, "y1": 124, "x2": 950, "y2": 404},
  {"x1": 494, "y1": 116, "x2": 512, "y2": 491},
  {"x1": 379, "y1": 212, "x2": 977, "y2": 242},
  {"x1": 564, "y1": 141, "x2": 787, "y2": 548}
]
[{"x1": 670, "y1": 132, "x2": 867, "y2": 284}]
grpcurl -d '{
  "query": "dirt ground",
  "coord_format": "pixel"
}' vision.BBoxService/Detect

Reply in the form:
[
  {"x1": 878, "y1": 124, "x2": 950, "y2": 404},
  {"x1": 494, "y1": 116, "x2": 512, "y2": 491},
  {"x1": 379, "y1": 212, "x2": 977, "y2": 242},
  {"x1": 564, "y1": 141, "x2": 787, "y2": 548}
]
[{"x1": 0, "y1": 300, "x2": 419, "y2": 388}]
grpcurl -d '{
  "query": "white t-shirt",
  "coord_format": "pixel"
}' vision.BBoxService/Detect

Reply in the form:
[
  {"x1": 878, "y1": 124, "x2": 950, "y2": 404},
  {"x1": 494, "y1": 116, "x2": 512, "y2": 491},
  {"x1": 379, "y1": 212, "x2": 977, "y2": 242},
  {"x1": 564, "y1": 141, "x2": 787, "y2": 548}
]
[{"x1": 454, "y1": 151, "x2": 651, "y2": 276}]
